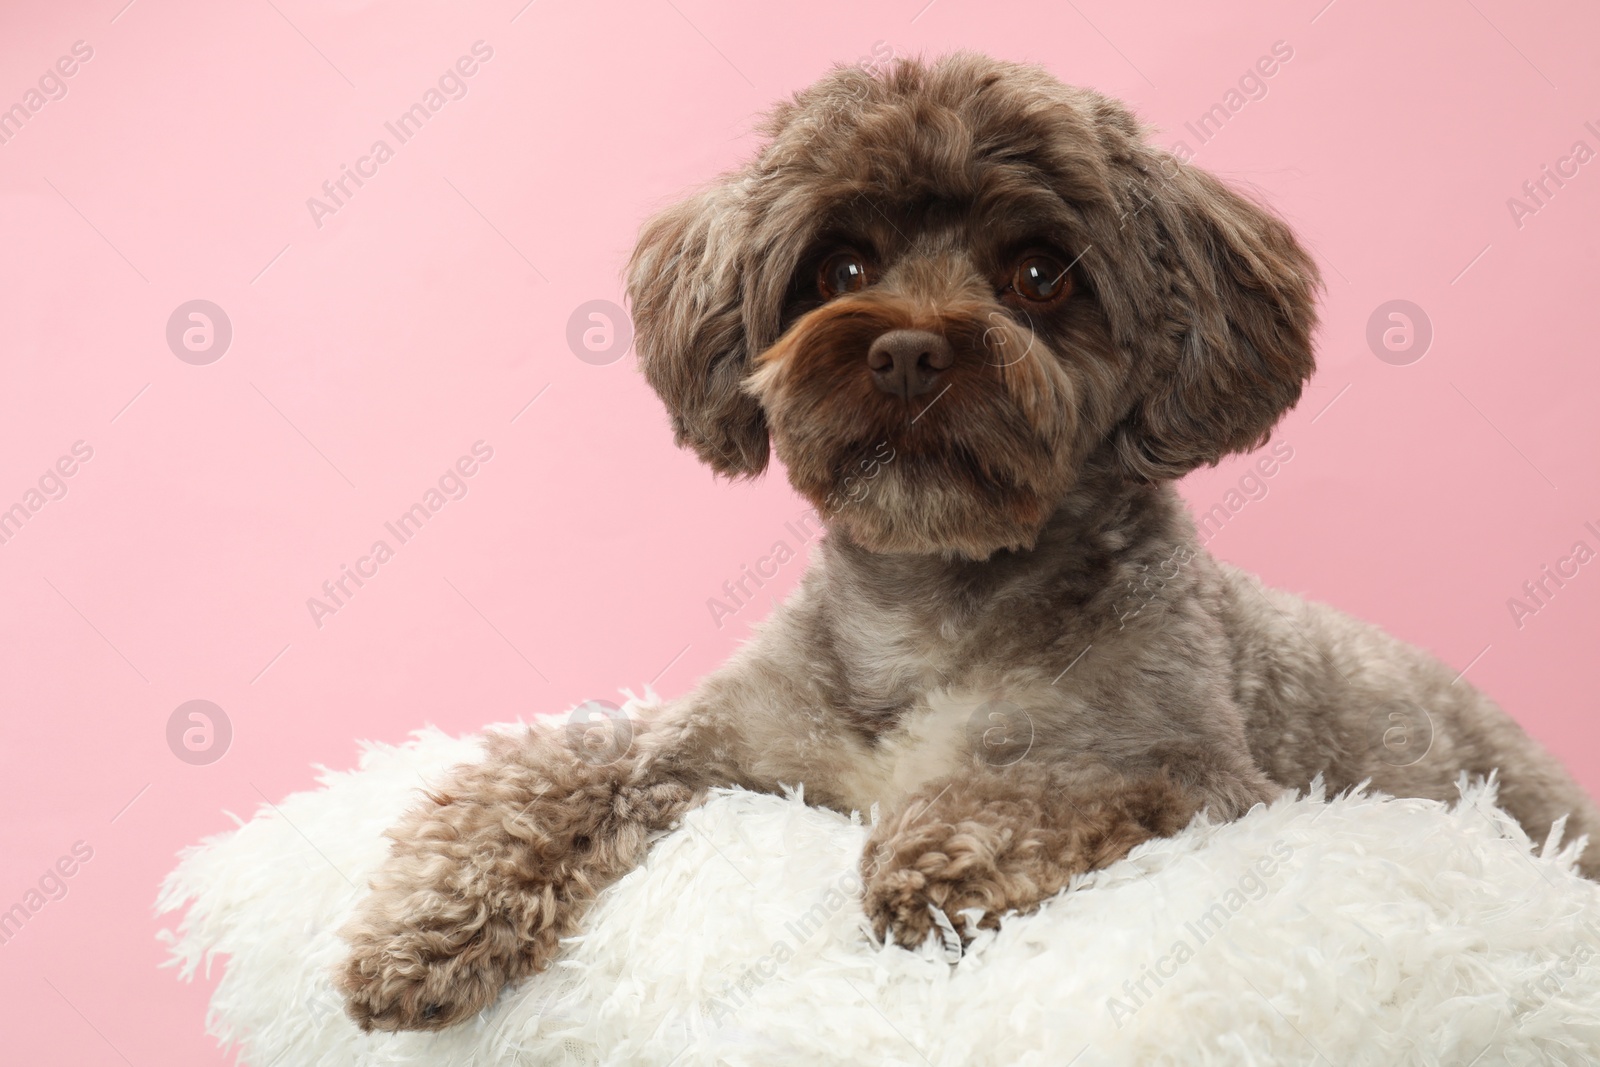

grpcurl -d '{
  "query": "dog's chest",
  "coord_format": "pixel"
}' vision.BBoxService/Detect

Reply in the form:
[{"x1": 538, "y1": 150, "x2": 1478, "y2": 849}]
[
  {"x1": 825, "y1": 598, "x2": 1053, "y2": 810},
  {"x1": 831, "y1": 601, "x2": 962, "y2": 723},
  {"x1": 830, "y1": 680, "x2": 1058, "y2": 812}
]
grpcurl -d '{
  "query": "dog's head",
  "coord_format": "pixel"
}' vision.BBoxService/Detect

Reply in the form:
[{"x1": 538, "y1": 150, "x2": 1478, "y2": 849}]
[{"x1": 626, "y1": 53, "x2": 1320, "y2": 559}]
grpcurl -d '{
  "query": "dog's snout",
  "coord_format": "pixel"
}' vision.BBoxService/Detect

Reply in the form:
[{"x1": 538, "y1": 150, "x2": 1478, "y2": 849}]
[{"x1": 867, "y1": 329, "x2": 954, "y2": 399}]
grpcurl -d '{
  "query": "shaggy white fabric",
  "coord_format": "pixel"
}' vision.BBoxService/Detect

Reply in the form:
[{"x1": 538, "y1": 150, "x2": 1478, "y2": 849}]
[{"x1": 158, "y1": 709, "x2": 1600, "y2": 1066}]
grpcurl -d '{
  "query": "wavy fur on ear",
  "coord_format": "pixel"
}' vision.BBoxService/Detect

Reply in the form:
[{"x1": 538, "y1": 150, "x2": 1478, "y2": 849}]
[
  {"x1": 626, "y1": 180, "x2": 771, "y2": 478},
  {"x1": 1108, "y1": 156, "x2": 1321, "y2": 481}
]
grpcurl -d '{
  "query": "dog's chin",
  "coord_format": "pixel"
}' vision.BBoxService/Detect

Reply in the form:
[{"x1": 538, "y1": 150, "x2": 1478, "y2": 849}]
[{"x1": 786, "y1": 451, "x2": 1067, "y2": 560}]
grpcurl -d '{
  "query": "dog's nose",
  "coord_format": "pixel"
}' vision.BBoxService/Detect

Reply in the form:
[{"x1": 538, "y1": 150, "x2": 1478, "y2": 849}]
[{"x1": 867, "y1": 329, "x2": 954, "y2": 399}]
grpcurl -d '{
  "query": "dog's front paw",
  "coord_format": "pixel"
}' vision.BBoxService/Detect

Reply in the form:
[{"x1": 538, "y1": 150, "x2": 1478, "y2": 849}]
[
  {"x1": 334, "y1": 806, "x2": 566, "y2": 1032},
  {"x1": 862, "y1": 865, "x2": 983, "y2": 951},
  {"x1": 860, "y1": 823, "x2": 1025, "y2": 952},
  {"x1": 861, "y1": 767, "x2": 1205, "y2": 953},
  {"x1": 338, "y1": 913, "x2": 518, "y2": 1032}
]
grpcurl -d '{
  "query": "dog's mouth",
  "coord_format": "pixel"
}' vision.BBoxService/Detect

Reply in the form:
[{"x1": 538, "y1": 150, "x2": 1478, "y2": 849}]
[
  {"x1": 745, "y1": 295, "x2": 1080, "y2": 558},
  {"x1": 808, "y1": 437, "x2": 1068, "y2": 558}
]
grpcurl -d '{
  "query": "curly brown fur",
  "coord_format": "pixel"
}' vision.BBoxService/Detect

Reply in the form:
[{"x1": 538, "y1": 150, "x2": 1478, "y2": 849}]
[
  {"x1": 338, "y1": 728, "x2": 701, "y2": 1031},
  {"x1": 340, "y1": 52, "x2": 1600, "y2": 1031},
  {"x1": 863, "y1": 761, "x2": 1206, "y2": 947}
]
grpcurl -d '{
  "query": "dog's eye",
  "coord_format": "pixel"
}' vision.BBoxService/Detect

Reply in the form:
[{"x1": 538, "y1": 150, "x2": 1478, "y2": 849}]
[
  {"x1": 1007, "y1": 254, "x2": 1073, "y2": 306},
  {"x1": 818, "y1": 251, "x2": 872, "y2": 300}
]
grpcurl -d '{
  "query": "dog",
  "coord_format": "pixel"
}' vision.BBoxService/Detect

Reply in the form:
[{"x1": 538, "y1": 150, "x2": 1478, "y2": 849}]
[{"x1": 336, "y1": 52, "x2": 1600, "y2": 1032}]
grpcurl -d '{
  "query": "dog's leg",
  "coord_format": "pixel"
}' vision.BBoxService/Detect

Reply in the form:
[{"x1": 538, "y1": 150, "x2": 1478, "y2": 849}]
[
  {"x1": 335, "y1": 662, "x2": 830, "y2": 1034},
  {"x1": 337, "y1": 718, "x2": 702, "y2": 1032},
  {"x1": 861, "y1": 759, "x2": 1260, "y2": 949}
]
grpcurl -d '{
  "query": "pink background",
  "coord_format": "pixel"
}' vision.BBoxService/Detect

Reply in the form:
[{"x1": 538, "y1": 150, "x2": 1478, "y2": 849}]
[{"x1": 2, "y1": 0, "x2": 1597, "y2": 1061}]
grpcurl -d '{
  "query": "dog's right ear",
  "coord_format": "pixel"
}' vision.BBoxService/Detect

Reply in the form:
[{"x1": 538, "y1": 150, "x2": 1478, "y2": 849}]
[
  {"x1": 1106, "y1": 154, "x2": 1320, "y2": 481},
  {"x1": 626, "y1": 179, "x2": 770, "y2": 478}
]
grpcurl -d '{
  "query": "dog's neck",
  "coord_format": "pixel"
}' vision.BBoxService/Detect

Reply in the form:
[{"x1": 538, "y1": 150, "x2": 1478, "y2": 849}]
[
  {"x1": 819, "y1": 466, "x2": 1187, "y2": 604},
  {"x1": 801, "y1": 462, "x2": 1196, "y2": 705}
]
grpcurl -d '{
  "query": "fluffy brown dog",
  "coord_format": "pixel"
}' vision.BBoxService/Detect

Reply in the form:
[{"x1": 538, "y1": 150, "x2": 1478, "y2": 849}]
[{"x1": 337, "y1": 53, "x2": 1600, "y2": 1032}]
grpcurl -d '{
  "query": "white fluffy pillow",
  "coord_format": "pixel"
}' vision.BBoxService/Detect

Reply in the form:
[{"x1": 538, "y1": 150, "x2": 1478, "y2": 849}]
[{"x1": 158, "y1": 716, "x2": 1600, "y2": 1066}]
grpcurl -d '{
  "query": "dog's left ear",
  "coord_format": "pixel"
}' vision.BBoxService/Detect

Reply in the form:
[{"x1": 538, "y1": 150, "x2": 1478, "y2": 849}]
[
  {"x1": 1110, "y1": 156, "x2": 1321, "y2": 481},
  {"x1": 626, "y1": 178, "x2": 771, "y2": 479}
]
